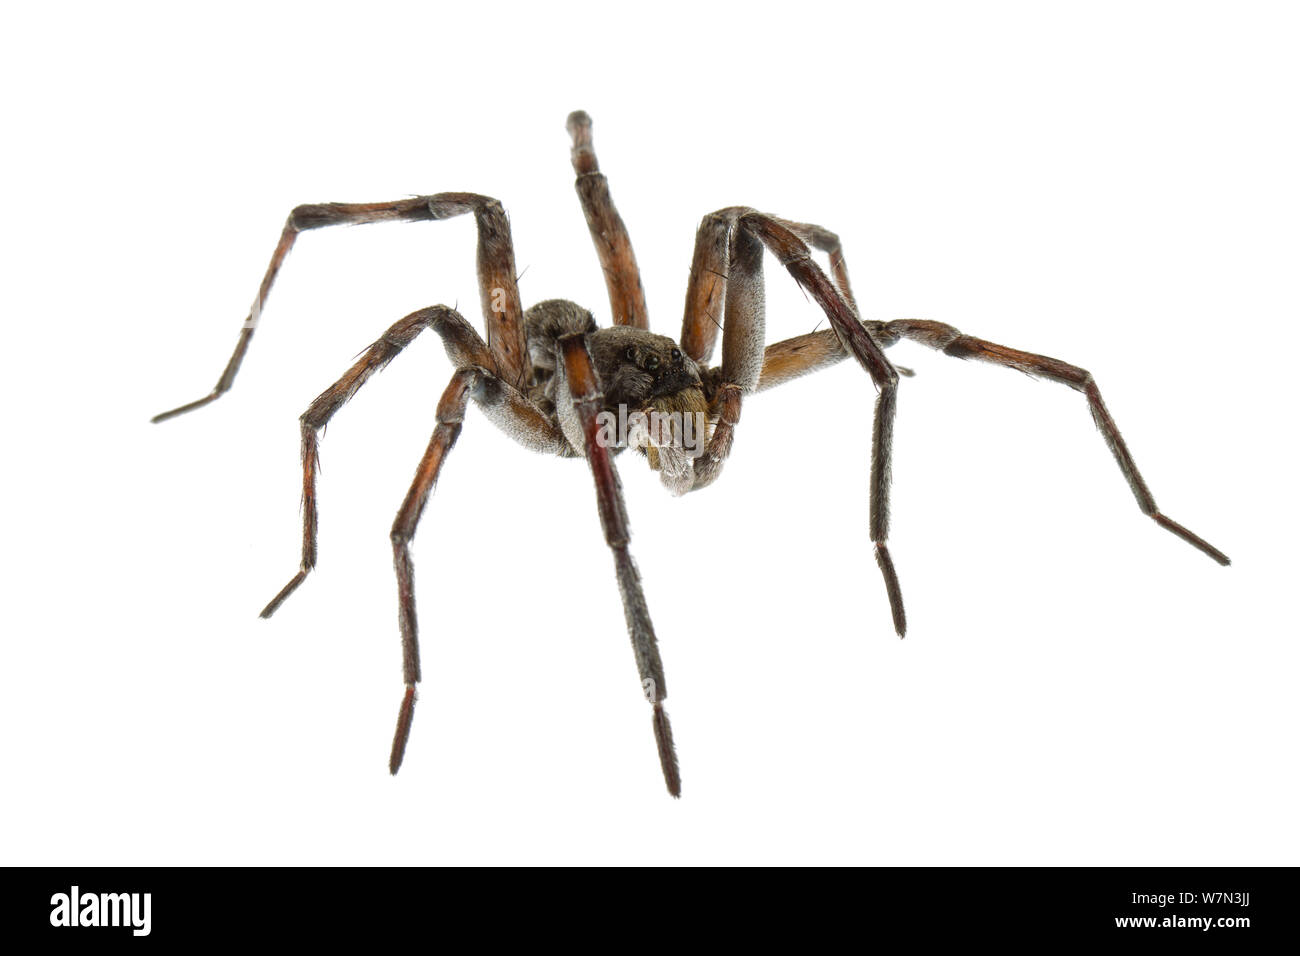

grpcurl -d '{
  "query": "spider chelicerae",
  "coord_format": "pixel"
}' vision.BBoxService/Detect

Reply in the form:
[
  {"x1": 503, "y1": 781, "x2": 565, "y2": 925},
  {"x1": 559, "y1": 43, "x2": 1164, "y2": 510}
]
[{"x1": 155, "y1": 110, "x2": 1229, "y2": 797}]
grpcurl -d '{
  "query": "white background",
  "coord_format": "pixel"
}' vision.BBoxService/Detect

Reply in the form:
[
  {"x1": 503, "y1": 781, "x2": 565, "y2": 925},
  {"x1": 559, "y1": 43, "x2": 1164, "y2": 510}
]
[{"x1": 2, "y1": 1, "x2": 1296, "y2": 865}]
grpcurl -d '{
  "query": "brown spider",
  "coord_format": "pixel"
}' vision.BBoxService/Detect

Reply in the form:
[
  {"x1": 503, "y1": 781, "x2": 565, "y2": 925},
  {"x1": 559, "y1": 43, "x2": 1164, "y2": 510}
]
[{"x1": 154, "y1": 110, "x2": 1229, "y2": 797}]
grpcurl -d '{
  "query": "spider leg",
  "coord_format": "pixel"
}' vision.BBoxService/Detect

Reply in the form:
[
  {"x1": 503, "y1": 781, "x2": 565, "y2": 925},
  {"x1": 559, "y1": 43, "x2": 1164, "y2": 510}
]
[
  {"x1": 746, "y1": 214, "x2": 905, "y2": 634},
  {"x1": 683, "y1": 209, "x2": 907, "y2": 636},
  {"x1": 752, "y1": 218, "x2": 920, "y2": 389},
  {"x1": 679, "y1": 209, "x2": 733, "y2": 364},
  {"x1": 680, "y1": 214, "x2": 863, "y2": 369},
  {"x1": 566, "y1": 111, "x2": 649, "y2": 330},
  {"x1": 882, "y1": 319, "x2": 1230, "y2": 565},
  {"x1": 784, "y1": 220, "x2": 861, "y2": 313},
  {"x1": 683, "y1": 209, "x2": 879, "y2": 439},
  {"x1": 152, "y1": 193, "x2": 530, "y2": 423},
  {"x1": 557, "y1": 333, "x2": 681, "y2": 797},
  {"x1": 386, "y1": 366, "x2": 480, "y2": 774},
  {"x1": 746, "y1": 218, "x2": 913, "y2": 390},
  {"x1": 261, "y1": 306, "x2": 563, "y2": 618},
  {"x1": 754, "y1": 328, "x2": 917, "y2": 391},
  {"x1": 689, "y1": 212, "x2": 765, "y2": 490},
  {"x1": 756, "y1": 328, "x2": 856, "y2": 391},
  {"x1": 255, "y1": 303, "x2": 562, "y2": 772},
  {"x1": 260, "y1": 306, "x2": 451, "y2": 617}
]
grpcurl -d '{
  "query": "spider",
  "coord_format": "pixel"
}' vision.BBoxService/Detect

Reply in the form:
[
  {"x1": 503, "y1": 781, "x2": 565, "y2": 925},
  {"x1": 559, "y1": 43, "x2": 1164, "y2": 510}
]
[{"x1": 155, "y1": 110, "x2": 1229, "y2": 797}]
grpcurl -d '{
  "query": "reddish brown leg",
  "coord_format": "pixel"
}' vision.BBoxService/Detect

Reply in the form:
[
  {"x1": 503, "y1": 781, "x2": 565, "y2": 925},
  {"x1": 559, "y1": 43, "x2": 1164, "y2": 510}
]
[
  {"x1": 882, "y1": 319, "x2": 1230, "y2": 565},
  {"x1": 756, "y1": 329, "x2": 852, "y2": 391},
  {"x1": 558, "y1": 333, "x2": 681, "y2": 797},
  {"x1": 756, "y1": 328, "x2": 916, "y2": 392},
  {"x1": 691, "y1": 213, "x2": 764, "y2": 490},
  {"x1": 679, "y1": 208, "x2": 739, "y2": 365},
  {"x1": 784, "y1": 219, "x2": 861, "y2": 314},
  {"x1": 753, "y1": 223, "x2": 913, "y2": 390},
  {"x1": 682, "y1": 209, "x2": 905, "y2": 634},
  {"x1": 684, "y1": 210, "x2": 869, "y2": 398},
  {"x1": 259, "y1": 307, "x2": 446, "y2": 617},
  {"x1": 741, "y1": 214, "x2": 905, "y2": 634},
  {"x1": 152, "y1": 193, "x2": 530, "y2": 423},
  {"x1": 388, "y1": 368, "x2": 479, "y2": 773},
  {"x1": 253, "y1": 303, "x2": 561, "y2": 772},
  {"x1": 261, "y1": 306, "x2": 561, "y2": 618},
  {"x1": 566, "y1": 111, "x2": 650, "y2": 330},
  {"x1": 753, "y1": 218, "x2": 858, "y2": 391},
  {"x1": 681, "y1": 212, "x2": 863, "y2": 372}
]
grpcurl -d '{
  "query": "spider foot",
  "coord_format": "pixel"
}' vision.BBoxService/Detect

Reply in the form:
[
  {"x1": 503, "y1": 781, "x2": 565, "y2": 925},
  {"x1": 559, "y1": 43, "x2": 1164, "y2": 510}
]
[
  {"x1": 1153, "y1": 513, "x2": 1230, "y2": 566},
  {"x1": 653, "y1": 702, "x2": 681, "y2": 799},
  {"x1": 260, "y1": 569, "x2": 309, "y2": 618},
  {"x1": 150, "y1": 392, "x2": 220, "y2": 423},
  {"x1": 389, "y1": 685, "x2": 417, "y2": 775},
  {"x1": 874, "y1": 543, "x2": 907, "y2": 638}
]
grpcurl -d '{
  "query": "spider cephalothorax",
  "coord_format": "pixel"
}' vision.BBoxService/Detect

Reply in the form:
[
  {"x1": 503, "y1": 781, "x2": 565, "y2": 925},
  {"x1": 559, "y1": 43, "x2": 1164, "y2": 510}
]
[
  {"x1": 526, "y1": 299, "x2": 712, "y2": 490},
  {"x1": 154, "y1": 111, "x2": 1229, "y2": 797}
]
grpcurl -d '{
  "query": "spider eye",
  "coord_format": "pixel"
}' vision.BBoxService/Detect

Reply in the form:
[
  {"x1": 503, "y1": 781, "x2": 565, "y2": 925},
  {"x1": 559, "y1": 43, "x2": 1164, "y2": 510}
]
[
  {"x1": 624, "y1": 347, "x2": 637, "y2": 362},
  {"x1": 671, "y1": 348, "x2": 681, "y2": 362},
  {"x1": 644, "y1": 354, "x2": 660, "y2": 372}
]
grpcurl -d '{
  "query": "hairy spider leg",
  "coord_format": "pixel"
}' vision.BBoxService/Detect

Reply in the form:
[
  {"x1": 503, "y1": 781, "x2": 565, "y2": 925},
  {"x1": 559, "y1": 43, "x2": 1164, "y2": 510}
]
[
  {"x1": 558, "y1": 333, "x2": 681, "y2": 797},
  {"x1": 251, "y1": 304, "x2": 564, "y2": 772},
  {"x1": 679, "y1": 208, "x2": 907, "y2": 636},
  {"x1": 566, "y1": 110, "x2": 650, "y2": 330},
  {"x1": 876, "y1": 319, "x2": 1230, "y2": 566},
  {"x1": 152, "y1": 193, "x2": 532, "y2": 423},
  {"x1": 387, "y1": 365, "x2": 478, "y2": 773}
]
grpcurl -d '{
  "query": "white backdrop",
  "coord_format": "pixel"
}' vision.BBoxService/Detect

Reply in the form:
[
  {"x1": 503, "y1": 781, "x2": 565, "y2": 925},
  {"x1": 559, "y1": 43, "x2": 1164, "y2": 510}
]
[{"x1": 2, "y1": 1, "x2": 1295, "y2": 865}]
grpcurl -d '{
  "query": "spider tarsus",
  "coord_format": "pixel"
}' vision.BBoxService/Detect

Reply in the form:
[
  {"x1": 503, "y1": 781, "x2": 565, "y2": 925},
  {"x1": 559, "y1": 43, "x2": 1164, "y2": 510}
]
[
  {"x1": 150, "y1": 393, "x2": 218, "y2": 423},
  {"x1": 1152, "y1": 513, "x2": 1231, "y2": 566},
  {"x1": 874, "y1": 543, "x2": 907, "y2": 638},
  {"x1": 566, "y1": 109, "x2": 592, "y2": 137},
  {"x1": 260, "y1": 570, "x2": 309, "y2": 618},
  {"x1": 652, "y1": 702, "x2": 681, "y2": 799},
  {"x1": 389, "y1": 685, "x2": 417, "y2": 775},
  {"x1": 566, "y1": 111, "x2": 599, "y2": 177}
]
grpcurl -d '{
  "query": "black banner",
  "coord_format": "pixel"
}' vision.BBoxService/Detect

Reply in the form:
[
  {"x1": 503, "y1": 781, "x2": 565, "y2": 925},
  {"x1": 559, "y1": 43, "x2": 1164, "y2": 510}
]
[{"x1": 11, "y1": 867, "x2": 1288, "y2": 943}]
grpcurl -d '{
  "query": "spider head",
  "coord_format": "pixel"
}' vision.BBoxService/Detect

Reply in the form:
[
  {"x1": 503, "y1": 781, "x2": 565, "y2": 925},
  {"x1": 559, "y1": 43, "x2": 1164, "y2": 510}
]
[{"x1": 589, "y1": 328, "x2": 713, "y2": 487}]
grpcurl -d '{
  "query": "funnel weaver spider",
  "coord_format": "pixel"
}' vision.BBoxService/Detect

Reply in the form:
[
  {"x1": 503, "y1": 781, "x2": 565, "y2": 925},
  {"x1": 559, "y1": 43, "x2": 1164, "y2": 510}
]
[{"x1": 155, "y1": 111, "x2": 1229, "y2": 797}]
